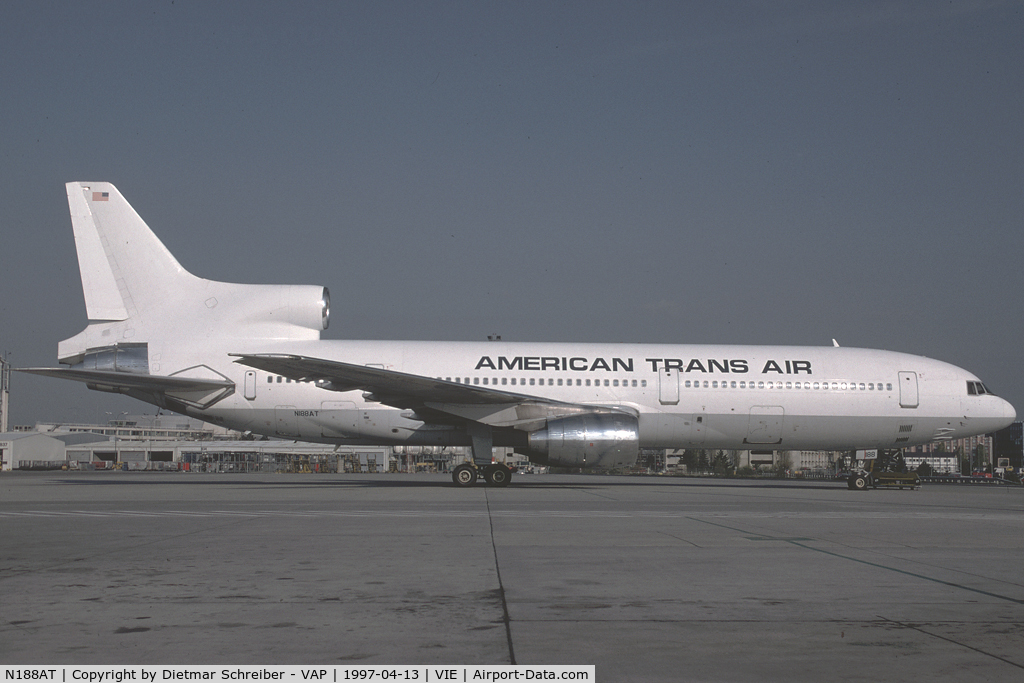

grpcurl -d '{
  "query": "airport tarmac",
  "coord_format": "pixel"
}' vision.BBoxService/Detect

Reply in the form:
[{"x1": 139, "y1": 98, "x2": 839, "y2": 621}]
[{"x1": 1, "y1": 472, "x2": 1022, "y2": 681}]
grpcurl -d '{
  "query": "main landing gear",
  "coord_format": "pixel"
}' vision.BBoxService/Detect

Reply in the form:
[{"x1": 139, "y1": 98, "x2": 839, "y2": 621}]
[
  {"x1": 451, "y1": 422, "x2": 514, "y2": 487},
  {"x1": 451, "y1": 462, "x2": 513, "y2": 487}
]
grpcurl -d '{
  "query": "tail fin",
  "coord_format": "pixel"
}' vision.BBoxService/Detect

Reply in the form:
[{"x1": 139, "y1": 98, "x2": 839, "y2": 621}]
[
  {"x1": 66, "y1": 182, "x2": 195, "y2": 322},
  {"x1": 58, "y1": 182, "x2": 329, "y2": 366}
]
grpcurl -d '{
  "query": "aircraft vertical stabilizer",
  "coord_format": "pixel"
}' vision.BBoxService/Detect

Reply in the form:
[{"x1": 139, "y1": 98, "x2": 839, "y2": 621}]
[
  {"x1": 65, "y1": 182, "x2": 196, "y2": 323},
  {"x1": 58, "y1": 182, "x2": 330, "y2": 366}
]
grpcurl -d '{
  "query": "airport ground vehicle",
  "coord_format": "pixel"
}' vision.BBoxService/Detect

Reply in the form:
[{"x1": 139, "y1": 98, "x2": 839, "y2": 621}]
[{"x1": 848, "y1": 450, "x2": 920, "y2": 490}]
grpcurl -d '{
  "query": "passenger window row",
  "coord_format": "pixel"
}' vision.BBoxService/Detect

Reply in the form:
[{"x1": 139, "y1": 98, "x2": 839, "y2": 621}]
[
  {"x1": 441, "y1": 377, "x2": 649, "y2": 388},
  {"x1": 268, "y1": 376, "x2": 315, "y2": 384},
  {"x1": 266, "y1": 372, "x2": 895, "y2": 393},
  {"x1": 684, "y1": 379, "x2": 893, "y2": 391},
  {"x1": 264, "y1": 373, "x2": 651, "y2": 389}
]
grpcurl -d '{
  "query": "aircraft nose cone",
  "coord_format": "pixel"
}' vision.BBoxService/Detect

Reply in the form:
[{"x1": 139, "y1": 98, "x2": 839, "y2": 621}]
[
  {"x1": 966, "y1": 396, "x2": 1016, "y2": 432},
  {"x1": 1001, "y1": 398, "x2": 1016, "y2": 424}
]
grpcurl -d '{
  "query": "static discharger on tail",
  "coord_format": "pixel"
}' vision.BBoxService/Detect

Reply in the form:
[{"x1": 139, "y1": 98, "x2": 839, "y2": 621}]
[{"x1": 19, "y1": 182, "x2": 1016, "y2": 487}]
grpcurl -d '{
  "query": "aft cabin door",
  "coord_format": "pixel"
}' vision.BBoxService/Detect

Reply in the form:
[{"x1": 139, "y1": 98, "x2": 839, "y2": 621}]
[
  {"x1": 243, "y1": 371, "x2": 257, "y2": 400},
  {"x1": 898, "y1": 372, "x2": 919, "y2": 409}
]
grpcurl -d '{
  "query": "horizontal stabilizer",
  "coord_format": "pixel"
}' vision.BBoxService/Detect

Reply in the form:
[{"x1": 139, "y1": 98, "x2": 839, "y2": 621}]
[{"x1": 18, "y1": 367, "x2": 234, "y2": 409}]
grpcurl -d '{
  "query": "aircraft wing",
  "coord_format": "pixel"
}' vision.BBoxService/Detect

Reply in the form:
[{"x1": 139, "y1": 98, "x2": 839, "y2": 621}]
[
  {"x1": 231, "y1": 353, "x2": 633, "y2": 428},
  {"x1": 18, "y1": 367, "x2": 234, "y2": 410}
]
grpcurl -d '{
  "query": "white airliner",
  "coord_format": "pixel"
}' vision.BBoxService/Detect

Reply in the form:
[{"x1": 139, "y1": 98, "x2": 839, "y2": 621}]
[{"x1": 22, "y1": 182, "x2": 1016, "y2": 486}]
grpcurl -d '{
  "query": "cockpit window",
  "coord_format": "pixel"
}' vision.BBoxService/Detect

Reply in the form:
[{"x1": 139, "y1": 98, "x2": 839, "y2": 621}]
[{"x1": 967, "y1": 381, "x2": 995, "y2": 396}]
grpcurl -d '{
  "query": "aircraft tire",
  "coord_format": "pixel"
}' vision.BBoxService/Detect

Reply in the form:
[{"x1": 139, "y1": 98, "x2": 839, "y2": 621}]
[
  {"x1": 452, "y1": 464, "x2": 477, "y2": 487},
  {"x1": 484, "y1": 464, "x2": 512, "y2": 487},
  {"x1": 849, "y1": 475, "x2": 868, "y2": 491}
]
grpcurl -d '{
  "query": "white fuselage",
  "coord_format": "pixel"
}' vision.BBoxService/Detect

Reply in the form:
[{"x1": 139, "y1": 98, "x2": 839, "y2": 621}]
[
  {"x1": 40, "y1": 182, "x2": 1015, "y2": 468},
  {"x1": 177, "y1": 339, "x2": 1013, "y2": 452}
]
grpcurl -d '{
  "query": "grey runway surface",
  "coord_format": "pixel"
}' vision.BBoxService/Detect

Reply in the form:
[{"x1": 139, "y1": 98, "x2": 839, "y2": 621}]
[{"x1": 1, "y1": 472, "x2": 1022, "y2": 681}]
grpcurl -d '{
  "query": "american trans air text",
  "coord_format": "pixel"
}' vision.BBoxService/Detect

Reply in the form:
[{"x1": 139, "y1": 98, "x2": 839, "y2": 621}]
[{"x1": 475, "y1": 356, "x2": 813, "y2": 374}]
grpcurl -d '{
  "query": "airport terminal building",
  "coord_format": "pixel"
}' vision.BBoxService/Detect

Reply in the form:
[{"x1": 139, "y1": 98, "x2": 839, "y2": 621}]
[
  {"x1": 0, "y1": 414, "x2": 465, "y2": 473},
  {"x1": 2, "y1": 413, "x2": 1018, "y2": 477}
]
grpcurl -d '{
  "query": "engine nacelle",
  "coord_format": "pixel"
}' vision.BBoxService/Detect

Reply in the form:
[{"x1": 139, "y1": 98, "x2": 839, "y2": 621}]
[
  {"x1": 225, "y1": 284, "x2": 330, "y2": 332},
  {"x1": 525, "y1": 413, "x2": 639, "y2": 469},
  {"x1": 175, "y1": 282, "x2": 332, "y2": 341}
]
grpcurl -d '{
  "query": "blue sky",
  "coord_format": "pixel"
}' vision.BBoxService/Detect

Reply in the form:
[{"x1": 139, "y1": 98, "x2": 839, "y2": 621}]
[{"x1": 1, "y1": 1, "x2": 1022, "y2": 425}]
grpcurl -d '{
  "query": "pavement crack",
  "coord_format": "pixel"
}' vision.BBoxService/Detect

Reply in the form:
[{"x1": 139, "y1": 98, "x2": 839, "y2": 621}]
[
  {"x1": 879, "y1": 616, "x2": 1024, "y2": 670},
  {"x1": 687, "y1": 515, "x2": 1024, "y2": 605},
  {"x1": 656, "y1": 530, "x2": 702, "y2": 547},
  {"x1": 484, "y1": 488, "x2": 516, "y2": 665},
  {"x1": 791, "y1": 541, "x2": 1024, "y2": 605}
]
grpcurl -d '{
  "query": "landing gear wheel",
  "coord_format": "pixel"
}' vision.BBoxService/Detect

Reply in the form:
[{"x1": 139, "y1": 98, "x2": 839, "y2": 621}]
[
  {"x1": 484, "y1": 464, "x2": 512, "y2": 487},
  {"x1": 452, "y1": 464, "x2": 477, "y2": 487},
  {"x1": 848, "y1": 475, "x2": 868, "y2": 491}
]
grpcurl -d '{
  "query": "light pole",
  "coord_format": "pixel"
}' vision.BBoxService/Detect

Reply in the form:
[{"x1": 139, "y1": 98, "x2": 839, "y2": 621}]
[
  {"x1": 1, "y1": 352, "x2": 11, "y2": 433},
  {"x1": 105, "y1": 411, "x2": 128, "y2": 468}
]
